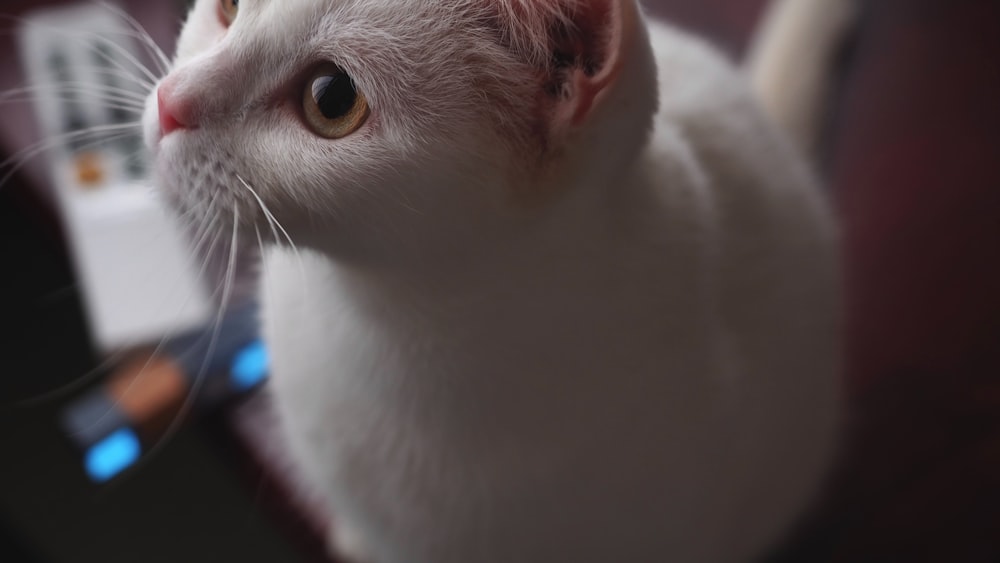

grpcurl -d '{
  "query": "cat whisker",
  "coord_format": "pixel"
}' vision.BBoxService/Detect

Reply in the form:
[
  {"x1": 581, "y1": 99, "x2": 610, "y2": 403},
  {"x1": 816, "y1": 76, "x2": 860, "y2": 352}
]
[
  {"x1": 237, "y1": 174, "x2": 309, "y2": 297},
  {"x1": 94, "y1": 1, "x2": 172, "y2": 78},
  {"x1": 0, "y1": 94, "x2": 144, "y2": 114},
  {"x1": 254, "y1": 222, "x2": 269, "y2": 291},
  {"x1": 0, "y1": 120, "x2": 141, "y2": 160},
  {"x1": 137, "y1": 209, "x2": 241, "y2": 469},
  {"x1": 237, "y1": 175, "x2": 280, "y2": 245},
  {"x1": 0, "y1": 82, "x2": 149, "y2": 104},
  {"x1": 0, "y1": 21, "x2": 152, "y2": 404},
  {"x1": 253, "y1": 223, "x2": 278, "y2": 327},
  {"x1": 0, "y1": 120, "x2": 141, "y2": 169},
  {"x1": 166, "y1": 204, "x2": 201, "y2": 232},
  {"x1": 81, "y1": 65, "x2": 157, "y2": 94},
  {"x1": 386, "y1": 185, "x2": 423, "y2": 216},
  {"x1": 77, "y1": 207, "x2": 230, "y2": 437},
  {"x1": 236, "y1": 176, "x2": 296, "y2": 249},
  {"x1": 7, "y1": 16, "x2": 161, "y2": 90},
  {"x1": 79, "y1": 189, "x2": 232, "y2": 436},
  {"x1": 49, "y1": 185, "x2": 222, "y2": 427},
  {"x1": 77, "y1": 29, "x2": 163, "y2": 89},
  {"x1": 254, "y1": 225, "x2": 265, "y2": 261},
  {"x1": 0, "y1": 137, "x2": 138, "y2": 193},
  {"x1": 172, "y1": 191, "x2": 215, "y2": 231},
  {"x1": 0, "y1": 126, "x2": 140, "y2": 190},
  {"x1": 185, "y1": 196, "x2": 224, "y2": 261},
  {"x1": 0, "y1": 94, "x2": 145, "y2": 115},
  {"x1": 9, "y1": 346, "x2": 132, "y2": 409},
  {"x1": 67, "y1": 75, "x2": 150, "y2": 100},
  {"x1": 113, "y1": 145, "x2": 153, "y2": 175}
]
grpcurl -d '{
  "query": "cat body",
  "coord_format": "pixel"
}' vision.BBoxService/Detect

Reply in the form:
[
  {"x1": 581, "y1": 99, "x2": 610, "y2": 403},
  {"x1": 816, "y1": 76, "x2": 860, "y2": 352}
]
[{"x1": 146, "y1": 1, "x2": 841, "y2": 561}]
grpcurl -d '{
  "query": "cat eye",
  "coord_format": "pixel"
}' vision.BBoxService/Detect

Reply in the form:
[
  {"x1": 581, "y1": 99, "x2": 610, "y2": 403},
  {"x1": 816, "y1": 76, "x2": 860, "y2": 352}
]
[
  {"x1": 219, "y1": 0, "x2": 238, "y2": 25},
  {"x1": 302, "y1": 67, "x2": 370, "y2": 139}
]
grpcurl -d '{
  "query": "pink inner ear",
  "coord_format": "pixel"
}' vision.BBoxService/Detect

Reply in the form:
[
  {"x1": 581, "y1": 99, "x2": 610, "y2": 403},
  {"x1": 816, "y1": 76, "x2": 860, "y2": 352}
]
[
  {"x1": 483, "y1": 0, "x2": 637, "y2": 150},
  {"x1": 486, "y1": 0, "x2": 629, "y2": 88},
  {"x1": 559, "y1": 0, "x2": 633, "y2": 127},
  {"x1": 550, "y1": 0, "x2": 614, "y2": 69}
]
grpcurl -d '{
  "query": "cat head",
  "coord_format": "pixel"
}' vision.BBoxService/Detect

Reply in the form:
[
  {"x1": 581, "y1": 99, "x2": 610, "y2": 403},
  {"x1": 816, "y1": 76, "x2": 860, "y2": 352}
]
[{"x1": 144, "y1": 0, "x2": 657, "y2": 264}]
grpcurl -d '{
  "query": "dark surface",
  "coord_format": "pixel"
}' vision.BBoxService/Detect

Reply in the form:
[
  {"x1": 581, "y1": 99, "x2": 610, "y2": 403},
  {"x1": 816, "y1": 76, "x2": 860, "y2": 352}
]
[
  {"x1": 0, "y1": 172, "x2": 305, "y2": 563},
  {"x1": 0, "y1": 176, "x2": 91, "y2": 404},
  {"x1": 0, "y1": 1, "x2": 304, "y2": 561},
  {"x1": 793, "y1": 0, "x2": 1000, "y2": 560}
]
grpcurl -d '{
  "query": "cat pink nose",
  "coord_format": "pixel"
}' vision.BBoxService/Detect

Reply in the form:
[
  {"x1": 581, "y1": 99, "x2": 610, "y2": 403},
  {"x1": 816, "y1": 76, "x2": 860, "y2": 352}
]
[{"x1": 157, "y1": 86, "x2": 195, "y2": 136}]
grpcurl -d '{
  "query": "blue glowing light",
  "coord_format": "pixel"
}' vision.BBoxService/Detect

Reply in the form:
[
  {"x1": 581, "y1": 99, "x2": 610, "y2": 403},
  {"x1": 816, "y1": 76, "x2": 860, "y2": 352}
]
[
  {"x1": 84, "y1": 428, "x2": 141, "y2": 482},
  {"x1": 231, "y1": 340, "x2": 270, "y2": 390}
]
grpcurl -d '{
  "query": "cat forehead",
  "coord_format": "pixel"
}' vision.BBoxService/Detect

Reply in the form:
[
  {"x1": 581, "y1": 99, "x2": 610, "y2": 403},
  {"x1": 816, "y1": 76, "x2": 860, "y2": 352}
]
[
  {"x1": 236, "y1": 0, "x2": 460, "y2": 29},
  {"x1": 242, "y1": 0, "x2": 337, "y2": 24},
  {"x1": 172, "y1": 0, "x2": 509, "y2": 133},
  {"x1": 215, "y1": 0, "x2": 476, "y2": 59}
]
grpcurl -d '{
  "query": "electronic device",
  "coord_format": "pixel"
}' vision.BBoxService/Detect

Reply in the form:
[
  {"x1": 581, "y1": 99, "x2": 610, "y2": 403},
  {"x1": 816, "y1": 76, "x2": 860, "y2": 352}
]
[{"x1": 18, "y1": 3, "x2": 268, "y2": 483}]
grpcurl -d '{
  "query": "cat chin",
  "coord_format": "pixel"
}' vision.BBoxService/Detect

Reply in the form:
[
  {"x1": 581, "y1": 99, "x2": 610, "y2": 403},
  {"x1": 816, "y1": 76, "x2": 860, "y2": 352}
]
[{"x1": 150, "y1": 144, "x2": 187, "y2": 193}]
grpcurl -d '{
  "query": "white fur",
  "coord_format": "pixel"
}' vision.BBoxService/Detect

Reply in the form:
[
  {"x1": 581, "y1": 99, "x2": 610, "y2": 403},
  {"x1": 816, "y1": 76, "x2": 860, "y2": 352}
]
[
  {"x1": 747, "y1": 0, "x2": 858, "y2": 156},
  {"x1": 146, "y1": 1, "x2": 841, "y2": 561}
]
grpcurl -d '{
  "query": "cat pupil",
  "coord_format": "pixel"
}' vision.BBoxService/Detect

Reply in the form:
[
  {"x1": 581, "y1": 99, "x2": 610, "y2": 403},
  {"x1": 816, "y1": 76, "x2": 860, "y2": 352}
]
[{"x1": 311, "y1": 74, "x2": 357, "y2": 120}]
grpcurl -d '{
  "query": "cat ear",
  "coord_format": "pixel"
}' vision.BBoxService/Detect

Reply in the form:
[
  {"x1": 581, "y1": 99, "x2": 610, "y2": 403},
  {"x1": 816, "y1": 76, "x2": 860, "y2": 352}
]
[{"x1": 487, "y1": 0, "x2": 636, "y2": 131}]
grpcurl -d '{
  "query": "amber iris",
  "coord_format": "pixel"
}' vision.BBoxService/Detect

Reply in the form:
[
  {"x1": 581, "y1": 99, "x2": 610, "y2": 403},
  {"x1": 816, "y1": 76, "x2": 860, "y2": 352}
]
[
  {"x1": 219, "y1": 0, "x2": 238, "y2": 25},
  {"x1": 303, "y1": 67, "x2": 370, "y2": 139}
]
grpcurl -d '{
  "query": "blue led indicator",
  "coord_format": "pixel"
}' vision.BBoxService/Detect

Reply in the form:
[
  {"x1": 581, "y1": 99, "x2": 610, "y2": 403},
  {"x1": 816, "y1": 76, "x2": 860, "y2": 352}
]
[
  {"x1": 84, "y1": 428, "x2": 141, "y2": 482},
  {"x1": 231, "y1": 340, "x2": 270, "y2": 390}
]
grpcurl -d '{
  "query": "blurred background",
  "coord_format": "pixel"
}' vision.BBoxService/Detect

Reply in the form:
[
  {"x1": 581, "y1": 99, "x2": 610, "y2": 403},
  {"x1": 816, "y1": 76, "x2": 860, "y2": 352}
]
[{"x1": 0, "y1": 0, "x2": 998, "y2": 562}]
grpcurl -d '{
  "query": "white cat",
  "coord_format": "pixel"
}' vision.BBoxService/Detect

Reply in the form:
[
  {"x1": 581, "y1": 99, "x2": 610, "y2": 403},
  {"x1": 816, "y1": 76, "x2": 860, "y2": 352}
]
[{"x1": 145, "y1": 1, "x2": 846, "y2": 561}]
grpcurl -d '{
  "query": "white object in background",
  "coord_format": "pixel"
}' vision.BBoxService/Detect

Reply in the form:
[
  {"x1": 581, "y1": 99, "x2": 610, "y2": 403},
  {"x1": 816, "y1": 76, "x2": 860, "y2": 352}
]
[{"x1": 18, "y1": 4, "x2": 212, "y2": 352}]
